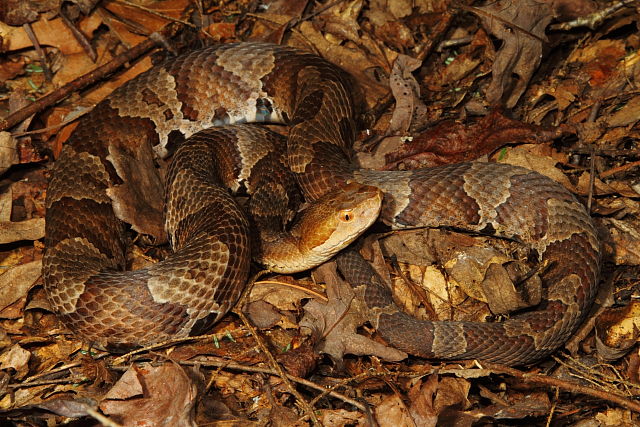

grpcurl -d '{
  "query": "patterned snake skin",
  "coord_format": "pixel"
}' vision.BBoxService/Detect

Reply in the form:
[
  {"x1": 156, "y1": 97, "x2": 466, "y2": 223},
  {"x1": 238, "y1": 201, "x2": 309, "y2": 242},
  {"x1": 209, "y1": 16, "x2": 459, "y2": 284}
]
[{"x1": 43, "y1": 43, "x2": 600, "y2": 364}]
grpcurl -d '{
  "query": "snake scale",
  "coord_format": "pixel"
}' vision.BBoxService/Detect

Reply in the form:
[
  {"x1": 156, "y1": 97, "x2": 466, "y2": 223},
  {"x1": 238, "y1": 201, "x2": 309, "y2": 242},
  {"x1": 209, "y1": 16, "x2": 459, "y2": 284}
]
[{"x1": 43, "y1": 42, "x2": 600, "y2": 365}]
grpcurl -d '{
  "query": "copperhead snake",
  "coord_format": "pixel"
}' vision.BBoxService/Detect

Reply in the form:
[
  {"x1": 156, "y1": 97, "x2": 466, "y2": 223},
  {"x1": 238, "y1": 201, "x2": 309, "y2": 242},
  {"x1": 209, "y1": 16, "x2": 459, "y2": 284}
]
[{"x1": 43, "y1": 42, "x2": 600, "y2": 365}]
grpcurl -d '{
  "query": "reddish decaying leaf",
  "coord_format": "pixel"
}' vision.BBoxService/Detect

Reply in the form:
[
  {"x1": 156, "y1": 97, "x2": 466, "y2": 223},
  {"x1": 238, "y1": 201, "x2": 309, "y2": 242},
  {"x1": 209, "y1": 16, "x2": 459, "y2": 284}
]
[
  {"x1": 0, "y1": 57, "x2": 27, "y2": 82},
  {"x1": 383, "y1": 110, "x2": 567, "y2": 169},
  {"x1": 202, "y1": 22, "x2": 236, "y2": 41}
]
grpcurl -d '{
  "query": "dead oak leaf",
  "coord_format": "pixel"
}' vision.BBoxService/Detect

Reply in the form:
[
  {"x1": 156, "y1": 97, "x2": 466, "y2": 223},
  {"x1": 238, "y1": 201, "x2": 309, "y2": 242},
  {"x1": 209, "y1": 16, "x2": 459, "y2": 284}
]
[
  {"x1": 470, "y1": 0, "x2": 553, "y2": 107},
  {"x1": 300, "y1": 261, "x2": 406, "y2": 363},
  {"x1": 100, "y1": 362, "x2": 199, "y2": 427}
]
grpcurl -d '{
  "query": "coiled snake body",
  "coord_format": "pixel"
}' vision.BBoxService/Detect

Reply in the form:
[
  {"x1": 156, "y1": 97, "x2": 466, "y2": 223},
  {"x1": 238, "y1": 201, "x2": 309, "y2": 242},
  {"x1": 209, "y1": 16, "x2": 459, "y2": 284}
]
[{"x1": 43, "y1": 43, "x2": 600, "y2": 365}]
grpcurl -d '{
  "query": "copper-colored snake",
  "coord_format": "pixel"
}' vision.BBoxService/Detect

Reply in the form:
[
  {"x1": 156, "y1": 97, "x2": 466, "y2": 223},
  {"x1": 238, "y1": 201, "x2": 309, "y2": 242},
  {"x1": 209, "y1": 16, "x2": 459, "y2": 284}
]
[{"x1": 43, "y1": 43, "x2": 600, "y2": 365}]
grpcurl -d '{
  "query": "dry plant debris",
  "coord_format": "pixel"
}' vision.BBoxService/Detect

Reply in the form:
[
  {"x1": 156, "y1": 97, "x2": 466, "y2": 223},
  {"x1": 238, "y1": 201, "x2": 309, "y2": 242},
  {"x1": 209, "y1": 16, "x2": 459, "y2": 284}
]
[{"x1": 1, "y1": 0, "x2": 640, "y2": 425}]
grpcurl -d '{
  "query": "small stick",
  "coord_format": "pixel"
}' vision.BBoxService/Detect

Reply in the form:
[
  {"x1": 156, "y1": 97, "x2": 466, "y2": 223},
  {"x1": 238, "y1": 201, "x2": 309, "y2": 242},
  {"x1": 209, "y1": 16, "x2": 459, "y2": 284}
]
[
  {"x1": 177, "y1": 358, "x2": 368, "y2": 412},
  {"x1": 587, "y1": 146, "x2": 596, "y2": 212},
  {"x1": 22, "y1": 23, "x2": 53, "y2": 81},
  {"x1": 550, "y1": 0, "x2": 636, "y2": 31},
  {"x1": 599, "y1": 159, "x2": 640, "y2": 179},
  {"x1": 481, "y1": 362, "x2": 640, "y2": 413},
  {"x1": 115, "y1": 0, "x2": 196, "y2": 28},
  {"x1": 59, "y1": 4, "x2": 97, "y2": 62},
  {"x1": 86, "y1": 408, "x2": 123, "y2": 427},
  {"x1": 110, "y1": 328, "x2": 248, "y2": 365},
  {"x1": 0, "y1": 23, "x2": 181, "y2": 133},
  {"x1": 237, "y1": 309, "x2": 321, "y2": 425}
]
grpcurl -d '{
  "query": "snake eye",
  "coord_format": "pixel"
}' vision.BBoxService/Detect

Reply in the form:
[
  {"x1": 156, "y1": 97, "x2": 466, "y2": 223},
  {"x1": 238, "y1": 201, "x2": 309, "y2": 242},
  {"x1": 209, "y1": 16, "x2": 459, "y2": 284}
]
[{"x1": 339, "y1": 209, "x2": 354, "y2": 222}]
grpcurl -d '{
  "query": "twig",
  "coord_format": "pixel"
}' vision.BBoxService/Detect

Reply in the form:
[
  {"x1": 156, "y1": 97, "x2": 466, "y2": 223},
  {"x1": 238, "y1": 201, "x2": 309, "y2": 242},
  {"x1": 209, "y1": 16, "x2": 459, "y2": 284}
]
[
  {"x1": 21, "y1": 361, "x2": 82, "y2": 383},
  {"x1": 8, "y1": 377, "x2": 89, "y2": 389},
  {"x1": 22, "y1": 23, "x2": 53, "y2": 81},
  {"x1": 550, "y1": 0, "x2": 636, "y2": 31},
  {"x1": 285, "y1": 0, "x2": 347, "y2": 30},
  {"x1": 86, "y1": 407, "x2": 123, "y2": 427},
  {"x1": 0, "y1": 22, "x2": 182, "y2": 133},
  {"x1": 587, "y1": 146, "x2": 596, "y2": 212},
  {"x1": 437, "y1": 36, "x2": 473, "y2": 52},
  {"x1": 115, "y1": 0, "x2": 197, "y2": 28},
  {"x1": 60, "y1": 4, "x2": 97, "y2": 61},
  {"x1": 599, "y1": 159, "x2": 640, "y2": 179},
  {"x1": 480, "y1": 362, "x2": 640, "y2": 413},
  {"x1": 545, "y1": 387, "x2": 559, "y2": 427},
  {"x1": 177, "y1": 358, "x2": 368, "y2": 412},
  {"x1": 553, "y1": 356, "x2": 640, "y2": 393},
  {"x1": 255, "y1": 280, "x2": 328, "y2": 302},
  {"x1": 110, "y1": 328, "x2": 248, "y2": 366},
  {"x1": 237, "y1": 310, "x2": 321, "y2": 425},
  {"x1": 461, "y1": 5, "x2": 546, "y2": 44}
]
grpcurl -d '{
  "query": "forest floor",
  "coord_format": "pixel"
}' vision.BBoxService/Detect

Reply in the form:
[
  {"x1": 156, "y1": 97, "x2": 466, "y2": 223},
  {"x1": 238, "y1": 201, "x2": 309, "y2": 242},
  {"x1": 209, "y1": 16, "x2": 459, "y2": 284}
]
[{"x1": 1, "y1": 0, "x2": 639, "y2": 425}]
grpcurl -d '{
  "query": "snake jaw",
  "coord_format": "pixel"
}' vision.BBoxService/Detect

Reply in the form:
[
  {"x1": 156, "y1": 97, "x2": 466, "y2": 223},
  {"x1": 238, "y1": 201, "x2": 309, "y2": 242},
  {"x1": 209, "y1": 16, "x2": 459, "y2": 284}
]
[{"x1": 298, "y1": 182, "x2": 383, "y2": 259}]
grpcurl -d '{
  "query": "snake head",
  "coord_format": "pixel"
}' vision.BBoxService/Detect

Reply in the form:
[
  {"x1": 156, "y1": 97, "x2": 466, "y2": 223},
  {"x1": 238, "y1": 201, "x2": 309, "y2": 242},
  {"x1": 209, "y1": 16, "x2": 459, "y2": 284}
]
[{"x1": 297, "y1": 182, "x2": 383, "y2": 263}]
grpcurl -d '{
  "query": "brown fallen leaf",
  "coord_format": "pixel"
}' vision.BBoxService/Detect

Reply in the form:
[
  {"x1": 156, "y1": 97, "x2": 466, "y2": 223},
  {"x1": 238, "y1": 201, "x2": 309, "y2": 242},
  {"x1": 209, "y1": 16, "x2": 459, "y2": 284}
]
[
  {"x1": 100, "y1": 362, "x2": 199, "y2": 427},
  {"x1": 300, "y1": 262, "x2": 407, "y2": 363},
  {"x1": 481, "y1": 262, "x2": 542, "y2": 315},
  {"x1": 0, "y1": 260, "x2": 42, "y2": 313},
  {"x1": 431, "y1": 376, "x2": 471, "y2": 415},
  {"x1": 0, "y1": 0, "x2": 40, "y2": 26},
  {"x1": 106, "y1": 137, "x2": 166, "y2": 241},
  {"x1": 605, "y1": 95, "x2": 640, "y2": 128},
  {"x1": 375, "y1": 374, "x2": 471, "y2": 427},
  {"x1": 374, "y1": 393, "x2": 425, "y2": 427},
  {"x1": 0, "y1": 218, "x2": 45, "y2": 244},
  {"x1": 470, "y1": 0, "x2": 553, "y2": 107},
  {"x1": 296, "y1": 20, "x2": 392, "y2": 109},
  {"x1": 102, "y1": 0, "x2": 190, "y2": 36},
  {"x1": 0, "y1": 344, "x2": 31, "y2": 380},
  {"x1": 498, "y1": 145, "x2": 575, "y2": 190},
  {"x1": 0, "y1": 56, "x2": 26, "y2": 85},
  {"x1": 319, "y1": 408, "x2": 365, "y2": 426},
  {"x1": 387, "y1": 54, "x2": 429, "y2": 136},
  {"x1": 445, "y1": 246, "x2": 542, "y2": 316},
  {"x1": 595, "y1": 408, "x2": 635, "y2": 427},
  {"x1": 576, "y1": 172, "x2": 640, "y2": 198},
  {"x1": 606, "y1": 218, "x2": 640, "y2": 266},
  {"x1": 0, "y1": 132, "x2": 19, "y2": 175},
  {"x1": 595, "y1": 300, "x2": 640, "y2": 361},
  {"x1": 0, "y1": 14, "x2": 103, "y2": 55},
  {"x1": 468, "y1": 390, "x2": 551, "y2": 420}
]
